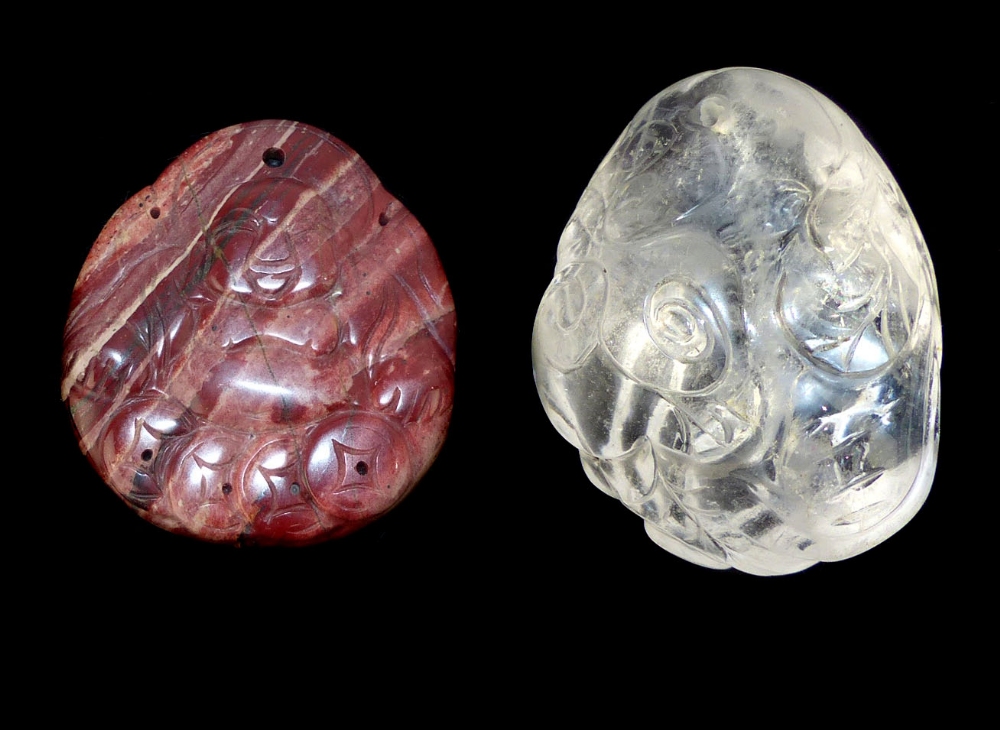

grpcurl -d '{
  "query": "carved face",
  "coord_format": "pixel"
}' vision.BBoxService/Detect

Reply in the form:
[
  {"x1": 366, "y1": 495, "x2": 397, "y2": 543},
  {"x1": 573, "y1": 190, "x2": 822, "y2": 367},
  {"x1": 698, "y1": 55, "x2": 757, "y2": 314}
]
[
  {"x1": 204, "y1": 179, "x2": 341, "y2": 305},
  {"x1": 533, "y1": 68, "x2": 940, "y2": 575}
]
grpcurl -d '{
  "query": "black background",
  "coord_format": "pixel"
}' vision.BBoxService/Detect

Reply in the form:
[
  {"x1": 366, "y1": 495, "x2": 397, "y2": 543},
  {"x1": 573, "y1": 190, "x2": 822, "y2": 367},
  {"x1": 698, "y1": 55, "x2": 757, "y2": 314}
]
[{"x1": 39, "y1": 26, "x2": 988, "y2": 667}]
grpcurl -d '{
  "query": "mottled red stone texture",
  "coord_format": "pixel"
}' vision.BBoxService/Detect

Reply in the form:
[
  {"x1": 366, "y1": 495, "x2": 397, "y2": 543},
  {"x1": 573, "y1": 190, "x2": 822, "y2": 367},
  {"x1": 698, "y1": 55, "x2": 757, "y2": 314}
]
[{"x1": 63, "y1": 121, "x2": 456, "y2": 544}]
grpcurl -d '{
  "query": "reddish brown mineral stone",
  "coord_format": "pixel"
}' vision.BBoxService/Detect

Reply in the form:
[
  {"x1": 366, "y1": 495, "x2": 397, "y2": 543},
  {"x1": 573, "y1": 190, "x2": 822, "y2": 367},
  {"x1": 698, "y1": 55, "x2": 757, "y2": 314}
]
[{"x1": 63, "y1": 121, "x2": 456, "y2": 544}]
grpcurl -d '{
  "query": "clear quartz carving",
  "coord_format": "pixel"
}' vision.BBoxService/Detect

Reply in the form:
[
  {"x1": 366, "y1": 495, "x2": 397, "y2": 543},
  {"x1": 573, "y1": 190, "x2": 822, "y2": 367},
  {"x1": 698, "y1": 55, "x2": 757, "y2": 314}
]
[{"x1": 532, "y1": 68, "x2": 941, "y2": 575}]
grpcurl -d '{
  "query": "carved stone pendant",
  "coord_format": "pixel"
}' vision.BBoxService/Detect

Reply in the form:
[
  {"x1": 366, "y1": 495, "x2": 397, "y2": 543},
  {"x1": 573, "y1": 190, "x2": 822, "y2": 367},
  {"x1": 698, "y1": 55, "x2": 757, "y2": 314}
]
[
  {"x1": 532, "y1": 69, "x2": 941, "y2": 575},
  {"x1": 64, "y1": 121, "x2": 456, "y2": 545}
]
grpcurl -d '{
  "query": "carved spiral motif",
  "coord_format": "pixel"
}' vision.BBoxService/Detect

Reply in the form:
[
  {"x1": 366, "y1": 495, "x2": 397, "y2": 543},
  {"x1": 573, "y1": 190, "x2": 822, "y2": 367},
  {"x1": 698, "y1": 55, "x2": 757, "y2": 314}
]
[
  {"x1": 644, "y1": 280, "x2": 714, "y2": 363},
  {"x1": 534, "y1": 262, "x2": 606, "y2": 372}
]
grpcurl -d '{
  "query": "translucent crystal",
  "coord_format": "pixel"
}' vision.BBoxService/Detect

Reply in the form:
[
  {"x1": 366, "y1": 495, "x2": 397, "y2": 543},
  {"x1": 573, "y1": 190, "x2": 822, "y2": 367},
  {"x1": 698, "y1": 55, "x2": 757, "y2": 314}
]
[{"x1": 532, "y1": 68, "x2": 941, "y2": 575}]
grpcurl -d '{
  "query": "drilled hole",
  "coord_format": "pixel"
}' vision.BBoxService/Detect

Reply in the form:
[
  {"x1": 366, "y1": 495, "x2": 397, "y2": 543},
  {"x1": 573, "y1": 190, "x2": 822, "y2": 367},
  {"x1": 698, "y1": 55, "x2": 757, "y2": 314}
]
[
  {"x1": 149, "y1": 207, "x2": 161, "y2": 219},
  {"x1": 263, "y1": 148, "x2": 285, "y2": 167},
  {"x1": 290, "y1": 482, "x2": 300, "y2": 495},
  {"x1": 222, "y1": 483, "x2": 233, "y2": 495},
  {"x1": 378, "y1": 211, "x2": 389, "y2": 226},
  {"x1": 140, "y1": 449, "x2": 153, "y2": 461},
  {"x1": 355, "y1": 461, "x2": 369, "y2": 476}
]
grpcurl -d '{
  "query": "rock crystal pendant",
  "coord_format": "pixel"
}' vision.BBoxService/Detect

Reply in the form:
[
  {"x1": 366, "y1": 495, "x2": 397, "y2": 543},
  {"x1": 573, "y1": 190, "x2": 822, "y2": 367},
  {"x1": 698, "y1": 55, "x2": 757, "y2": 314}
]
[{"x1": 532, "y1": 69, "x2": 940, "y2": 575}]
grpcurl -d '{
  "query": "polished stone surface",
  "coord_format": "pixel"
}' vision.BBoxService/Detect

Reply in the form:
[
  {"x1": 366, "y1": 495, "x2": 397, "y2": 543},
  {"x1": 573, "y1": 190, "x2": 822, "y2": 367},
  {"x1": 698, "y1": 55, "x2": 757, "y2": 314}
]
[
  {"x1": 64, "y1": 121, "x2": 456, "y2": 544},
  {"x1": 532, "y1": 68, "x2": 941, "y2": 574}
]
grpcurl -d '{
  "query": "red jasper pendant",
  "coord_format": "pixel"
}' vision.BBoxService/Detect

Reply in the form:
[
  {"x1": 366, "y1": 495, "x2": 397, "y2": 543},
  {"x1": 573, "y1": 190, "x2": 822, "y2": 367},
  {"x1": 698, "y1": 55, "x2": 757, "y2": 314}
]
[{"x1": 63, "y1": 121, "x2": 456, "y2": 545}]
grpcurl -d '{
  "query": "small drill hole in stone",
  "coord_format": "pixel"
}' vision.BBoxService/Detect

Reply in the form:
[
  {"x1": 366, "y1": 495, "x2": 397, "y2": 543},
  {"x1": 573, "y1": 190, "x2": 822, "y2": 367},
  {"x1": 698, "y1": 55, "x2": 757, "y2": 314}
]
[
  {"x1": 149, "y1": 207, "x2": 161, "y2": 219},
  {"x1": 355, "y1": 461, "x2": 369, "y2": 476},
  {"x1": 141, "y1": 449, "x2": 153, "y2": 461},
  {"x1": 378, "y1": 211, "x2": 390, "y2": 226},
  {"x1": 222, "y1": 483, "x2": 233, "y2": 495},
  {"x1": 290, "y1": 482, "x2": 301, "y2": 495},
  {"x1": 263, "y1": 148, "x2": 285, "y2": 167}
]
